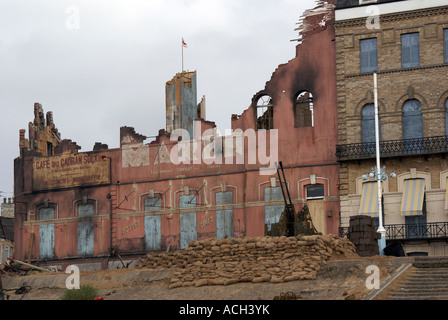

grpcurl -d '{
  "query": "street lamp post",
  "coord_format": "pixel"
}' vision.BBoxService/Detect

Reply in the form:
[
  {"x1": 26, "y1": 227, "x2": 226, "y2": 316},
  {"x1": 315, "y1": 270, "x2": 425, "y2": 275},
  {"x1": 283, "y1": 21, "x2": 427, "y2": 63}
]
[
  {"x1": 362, "y1": 166, "x2": 396, "y2": 255},
  {"x1": 373, "y1": 72, "x2": 386, "y2": 255}
]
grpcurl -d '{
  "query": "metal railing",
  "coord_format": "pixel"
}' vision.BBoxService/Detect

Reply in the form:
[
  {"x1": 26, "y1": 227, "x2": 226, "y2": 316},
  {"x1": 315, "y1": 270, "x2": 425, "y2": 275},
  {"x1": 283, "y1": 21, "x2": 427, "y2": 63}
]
[
  {"x1": 339, "y1": 221, "x2": 448, "y2": 241},
  {"x1": 336, "y1": 136, "x2": 448, "y2": 161}
]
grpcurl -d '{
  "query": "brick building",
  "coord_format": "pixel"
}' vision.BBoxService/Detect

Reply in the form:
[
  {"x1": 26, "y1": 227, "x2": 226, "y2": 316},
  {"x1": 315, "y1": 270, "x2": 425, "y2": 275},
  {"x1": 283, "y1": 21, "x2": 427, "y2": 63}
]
[
  {"x1": 335, "y1": 0, "x2": 448, "y2": 256},
  {"x1": 13, "y1": 1, "x2": 340, "y2": 270}
]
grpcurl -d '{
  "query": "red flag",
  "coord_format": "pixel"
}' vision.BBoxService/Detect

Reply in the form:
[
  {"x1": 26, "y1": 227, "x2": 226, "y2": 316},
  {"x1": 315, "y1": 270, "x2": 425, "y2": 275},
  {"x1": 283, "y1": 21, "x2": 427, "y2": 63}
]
[{"x1": 182, "y1": 38, "x2": 187, "y2": 47}]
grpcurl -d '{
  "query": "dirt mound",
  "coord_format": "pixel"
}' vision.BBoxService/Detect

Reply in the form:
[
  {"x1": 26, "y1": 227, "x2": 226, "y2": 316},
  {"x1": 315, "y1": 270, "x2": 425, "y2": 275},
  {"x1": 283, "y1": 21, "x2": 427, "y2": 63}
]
[{"x1": 138, "y1": 235, "x2": 358, "y2": 289}]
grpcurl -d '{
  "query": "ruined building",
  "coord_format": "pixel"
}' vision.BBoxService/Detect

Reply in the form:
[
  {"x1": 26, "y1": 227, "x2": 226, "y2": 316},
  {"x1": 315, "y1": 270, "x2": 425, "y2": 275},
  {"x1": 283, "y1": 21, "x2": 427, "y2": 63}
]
[{"x1": 13, "y1": 1, "x2": 340, "y2": 270}]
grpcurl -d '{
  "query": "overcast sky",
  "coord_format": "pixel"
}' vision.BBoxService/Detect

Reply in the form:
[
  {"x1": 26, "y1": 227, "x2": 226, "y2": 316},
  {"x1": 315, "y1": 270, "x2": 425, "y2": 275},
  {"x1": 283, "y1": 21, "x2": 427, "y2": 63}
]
[{"x1": 0, "y1": 0, "x2": 317, "y2": 202}]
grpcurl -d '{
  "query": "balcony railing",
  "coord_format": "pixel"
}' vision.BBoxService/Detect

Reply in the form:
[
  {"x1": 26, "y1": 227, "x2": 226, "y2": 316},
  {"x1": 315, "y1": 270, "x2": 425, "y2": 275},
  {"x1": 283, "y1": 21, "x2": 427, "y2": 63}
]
[
  {"x1": 336, "y1": 136, "x2": 448, "y2": 161},
  {"x1": 339, "y1": 222, "x2": 448, "y2": 241}
]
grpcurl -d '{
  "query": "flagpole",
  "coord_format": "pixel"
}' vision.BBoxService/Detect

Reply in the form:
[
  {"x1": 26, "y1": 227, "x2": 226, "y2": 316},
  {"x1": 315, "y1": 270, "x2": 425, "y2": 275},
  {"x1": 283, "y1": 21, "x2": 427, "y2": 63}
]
[{"x1": 182, "y1": 38, "x2": 184, "y2": 72}]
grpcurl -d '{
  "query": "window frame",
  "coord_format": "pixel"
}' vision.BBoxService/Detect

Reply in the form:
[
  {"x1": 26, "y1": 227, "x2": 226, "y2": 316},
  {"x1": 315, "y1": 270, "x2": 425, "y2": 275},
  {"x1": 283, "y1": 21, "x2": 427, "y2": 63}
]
[
  {"x1": 255, "y1": 95, "x2": 274, "y2": 130},
  {"x1": 360, "y1": 38, "x2": 378, "y2": 73},
  {"x1": 295, "y1": 91, "x2": 314, "y2": 128},
  {"x1": 401, "y1": 33, "x2": 420, "y2": 68},
  {"x1": 402, "y1": 99, "x2": 424, "y2": 141},
  {"x1": 361, "y1": 103, "x2": 381, "y2": 144},
  {"x1": 444, "y1": 29, "x2": 448, "y2": 64},
  {"x1": 306, "y1": 184, "x2": 325, "y2": 200}
]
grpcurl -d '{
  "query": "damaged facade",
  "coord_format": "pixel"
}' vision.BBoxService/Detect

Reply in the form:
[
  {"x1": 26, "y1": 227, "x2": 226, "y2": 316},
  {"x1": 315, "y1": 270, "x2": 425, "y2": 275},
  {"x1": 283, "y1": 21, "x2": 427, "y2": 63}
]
[{"x1": 13, "y1": 1, "x2": 340, "y2": 269}]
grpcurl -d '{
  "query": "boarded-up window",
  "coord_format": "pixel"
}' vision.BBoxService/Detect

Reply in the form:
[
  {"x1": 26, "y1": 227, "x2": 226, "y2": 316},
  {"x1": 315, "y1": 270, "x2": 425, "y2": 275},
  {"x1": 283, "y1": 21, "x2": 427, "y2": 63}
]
[
  {"x1": 402, "y1": 33, "x2": 420, "y2": 68},
  {"x1": 78, "y1": 203, "x2": 94, "y2": 256},
  {"x1": 39, "y1": 207, "x2": 55, "y2": 259},
  {"x1": 360, "y1": 38, "x2": 378, "y2": 73},
  {"x1": 215, "y1": 191, "x2": 234, "y2": 239},
  {"x1": 256, "y1": 95, "x2": 274, "y2": 130},
  {"x1": 295, "y1": 92, "x2": 314, "y2": 128},
  {"x1": 179, "y1": 194, "x2": 197, "y2": 249},
  {"x1": 145, "y1": 216, "x2": 161, "y2": 251}
]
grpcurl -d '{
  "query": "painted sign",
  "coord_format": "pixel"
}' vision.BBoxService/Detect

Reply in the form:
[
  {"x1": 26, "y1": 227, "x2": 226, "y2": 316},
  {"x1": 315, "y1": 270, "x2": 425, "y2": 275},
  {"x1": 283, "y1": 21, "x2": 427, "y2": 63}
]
[{"x1": 33, "y1": 153, "x2": 111, "y2": 191}]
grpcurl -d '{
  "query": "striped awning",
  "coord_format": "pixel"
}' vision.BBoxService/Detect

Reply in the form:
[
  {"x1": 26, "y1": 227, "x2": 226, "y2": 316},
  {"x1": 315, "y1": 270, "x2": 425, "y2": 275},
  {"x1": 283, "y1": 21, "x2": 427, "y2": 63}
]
[
  {"x1": 400, "y1": 179, "x2": 425, "y2": 216},
  {"x1": 359, "y1": 182, "x2": 379, "y2": 217}
]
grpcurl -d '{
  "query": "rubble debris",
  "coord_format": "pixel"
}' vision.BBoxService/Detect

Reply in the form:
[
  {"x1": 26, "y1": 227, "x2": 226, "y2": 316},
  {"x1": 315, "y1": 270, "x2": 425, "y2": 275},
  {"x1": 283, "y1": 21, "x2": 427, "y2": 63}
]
[{"x1": 138, "y1": 235, "x2": 358, "y2": 289}]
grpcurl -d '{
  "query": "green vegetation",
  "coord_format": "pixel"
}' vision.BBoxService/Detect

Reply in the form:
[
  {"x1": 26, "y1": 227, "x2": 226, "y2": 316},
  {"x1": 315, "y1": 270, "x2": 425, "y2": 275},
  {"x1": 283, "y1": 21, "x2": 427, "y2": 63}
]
[{"x1": 61, "y1": 285, "x2": 99, "y2": 300}]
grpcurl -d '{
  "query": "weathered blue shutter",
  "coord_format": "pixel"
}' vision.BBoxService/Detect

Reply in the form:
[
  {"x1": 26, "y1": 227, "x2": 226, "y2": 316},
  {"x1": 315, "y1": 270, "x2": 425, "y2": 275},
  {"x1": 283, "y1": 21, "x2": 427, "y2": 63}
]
[
  {"x1": 215, "y1": 191, "x2": 234, "y2": 239},
  {"x1": 402, "y1": 33, "x2": 419, "y2": 68},
  {"x1": 144, "y1": 197, "x2": 162, "y2": 251},
  {"x1": 179, "y1": 195, "x2": 197, "y2": 249},
  {"x1": 403, "y1": 99, "x2": 423, "y2": 154},
  {"x1": 39, "y1": 207, "x2": 55, "y2": 259},
  {"x1": 360, "y1": 38, "x2": 377, "y2": 73},
  {"x1": 78, "y1": 203, "x2": 94, "y2": 256},
  {"x1": 264, "y1": 187, "x2": 284, "y2": 231},
  {"x1": 145, "y1": 216, "x2": 161, "y2": 251}
]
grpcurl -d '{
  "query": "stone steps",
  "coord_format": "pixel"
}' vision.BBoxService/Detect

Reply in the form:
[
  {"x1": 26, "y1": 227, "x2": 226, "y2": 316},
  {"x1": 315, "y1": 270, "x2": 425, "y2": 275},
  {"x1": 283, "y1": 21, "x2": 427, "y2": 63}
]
[{"x1": 385, "y1": 258, "x2": 448, "y2": 300}]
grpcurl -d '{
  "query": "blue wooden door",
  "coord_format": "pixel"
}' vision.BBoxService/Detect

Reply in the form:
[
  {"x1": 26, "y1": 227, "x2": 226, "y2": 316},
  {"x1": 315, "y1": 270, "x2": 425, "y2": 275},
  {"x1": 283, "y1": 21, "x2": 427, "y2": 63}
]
[
  {"x1": 78, "y1": 204, "x2": 94, "y2": 256},
  {"x1": 144, "y1": 197, "x2": 162, "y2": 251},
  {"x1": 179, "y1": 195, "x2": 197, "y2": 249},
  {"x1": 144, "y1": 216, "x2": 161, "y2": 251},
  {"x1": 39, "y1": 208, "x2": 55, "y2": 259},
  {"x1": 215, "y1": 191, "x2": 234, "y2": 239},
  {"x1": 264, "y1": 187, "x2": 284, "y2": 231}
]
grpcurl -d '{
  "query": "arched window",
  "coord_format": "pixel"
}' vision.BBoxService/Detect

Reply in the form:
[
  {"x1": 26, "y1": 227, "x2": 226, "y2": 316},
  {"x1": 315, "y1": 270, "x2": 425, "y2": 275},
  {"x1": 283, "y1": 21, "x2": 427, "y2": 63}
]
[
  {"x1": 403, "y1": 99, "x2": 423, "y2": 154},
  {"x1": 361, "y1": 103, "x2": 381, "y2": 143},
  {"x1": 295, "y1": 91, "x2": 314, "y2": 128},
  {"x1": 255, "y1": 95, "x2": 273, "y2": 130},
  {"x1": 403, "y1": 99, "x2": 423, "y2": 139}
]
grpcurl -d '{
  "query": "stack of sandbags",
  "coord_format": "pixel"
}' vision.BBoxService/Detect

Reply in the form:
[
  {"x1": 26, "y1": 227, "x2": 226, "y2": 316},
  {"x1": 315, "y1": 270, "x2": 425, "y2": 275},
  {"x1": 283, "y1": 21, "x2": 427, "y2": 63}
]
[{"x1": 138, "y1": 235, "x2": 358, "y2": 289}]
